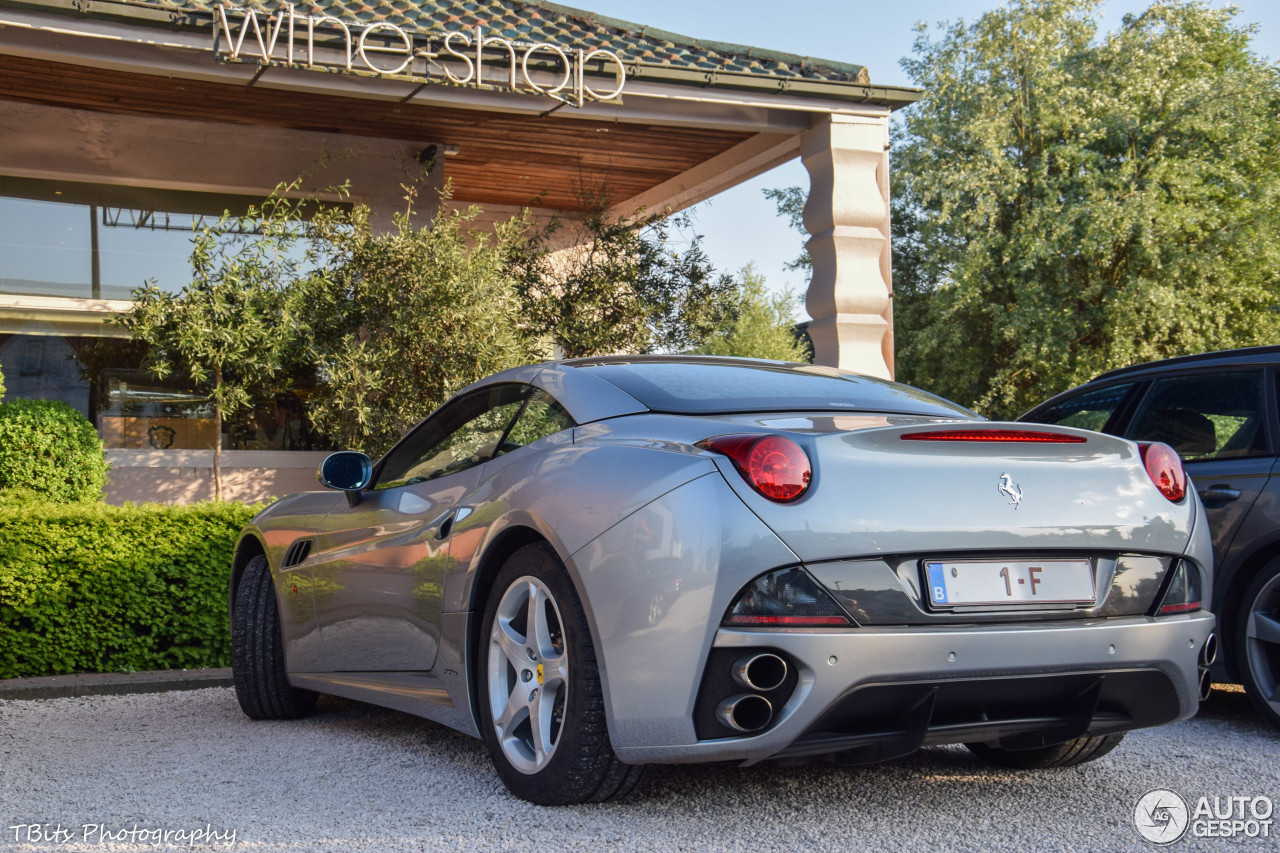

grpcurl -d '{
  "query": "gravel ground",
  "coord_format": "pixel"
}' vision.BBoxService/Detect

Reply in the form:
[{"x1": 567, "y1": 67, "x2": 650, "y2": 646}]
[{"x1": 1, "y1": 685, "x2": 1277, "y2": 852}]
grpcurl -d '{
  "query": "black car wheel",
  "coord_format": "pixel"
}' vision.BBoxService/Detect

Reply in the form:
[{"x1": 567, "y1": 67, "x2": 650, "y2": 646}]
[
  {"x1": 1235, "y1": 557, "x2": 1280, "y2": 729},
  {"x1": 231, "y1": 554, "x2": 318, "y2": 720},
  {"x1": 477, "y1": 543, "x2": 646, "y2": 804},
  {"x1": 965, "y1": 734, "x2": 1125, "y2": 769}
]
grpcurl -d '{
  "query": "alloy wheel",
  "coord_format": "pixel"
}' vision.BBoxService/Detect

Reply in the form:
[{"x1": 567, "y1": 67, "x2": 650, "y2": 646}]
[
  {"x1": 486, "y1": 575, "x2": 569, "y2": 774},
  {"x1": 1244, "y1": 571, "x2": 1280, "y2": 719}
]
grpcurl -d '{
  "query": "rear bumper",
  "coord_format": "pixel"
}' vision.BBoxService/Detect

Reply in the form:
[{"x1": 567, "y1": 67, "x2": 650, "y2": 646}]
[{"x1": 612, "y1": 612, "x2": 1214, "y2": 765}]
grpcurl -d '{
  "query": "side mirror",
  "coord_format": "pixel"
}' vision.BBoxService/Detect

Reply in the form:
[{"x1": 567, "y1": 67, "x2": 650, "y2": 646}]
[{"x1": 318, "y1": 452, "x2": 372, "y2": 506}]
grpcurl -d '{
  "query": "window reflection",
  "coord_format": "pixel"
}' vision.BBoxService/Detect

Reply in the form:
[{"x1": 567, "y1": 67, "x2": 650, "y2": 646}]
[{"x1": 0, "y1": 177, "x2": 275, "y2": 299}]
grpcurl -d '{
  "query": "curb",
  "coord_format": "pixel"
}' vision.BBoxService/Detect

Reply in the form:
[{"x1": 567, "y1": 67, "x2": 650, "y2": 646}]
[{"x1": 0, "y1": 668, "x2": 233, "y2": 700}]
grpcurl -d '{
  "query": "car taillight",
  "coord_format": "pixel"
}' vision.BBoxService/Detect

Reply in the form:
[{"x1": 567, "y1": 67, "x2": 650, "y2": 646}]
[
  {"x1": 900, "y1": 429, "x2": 1086, "y2": 443},
  {"x1": 1156, "y1": 561, "x2": 1202, "y2": 615},
  {"x1": 724, "y1": 567, "x2": 852, "y2": 627},
  {"x1": 698, "y1": 434, "x2": 812, "y2": 502},
  {"x1": 1139, "y1": 441, "x2": 1187, "y2": 502}
]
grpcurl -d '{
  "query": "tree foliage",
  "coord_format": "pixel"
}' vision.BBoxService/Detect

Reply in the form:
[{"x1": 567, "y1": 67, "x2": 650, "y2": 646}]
[
  {"x1": 120, "y1": 180, "x2": 756, "y2": 461},
  {"x1": 117, "y1": 192, "x2": 305, "y2": 498},
  {"x1": 696, "y1": 265, "x2": 808, "y2": 362},
  {"x1": 294, "y1": 189, "x2": 540, "y2": 455},
  {"x1": 510, "y1": 208, "x2": 740, "y2": 358},
  {"x1": 891, "y1": 0, "x2": 1280, "y2": 418}
]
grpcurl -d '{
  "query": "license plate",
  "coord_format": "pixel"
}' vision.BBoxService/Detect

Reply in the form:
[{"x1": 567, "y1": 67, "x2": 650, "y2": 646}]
[{"x1": 924, "y1": 559, "x2": 1095, "y2": 607}]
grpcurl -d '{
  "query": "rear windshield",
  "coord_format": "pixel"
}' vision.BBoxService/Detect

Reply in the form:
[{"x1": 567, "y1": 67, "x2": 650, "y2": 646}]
[{"x1": 576, "y1": 361, "x2": 975, "y2": 418}]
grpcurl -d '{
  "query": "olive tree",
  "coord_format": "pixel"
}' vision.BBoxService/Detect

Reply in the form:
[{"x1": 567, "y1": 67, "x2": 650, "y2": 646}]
[
  {"x1": 696, "y1": 265, "x2": 808, "y2": 362},
  {"x1": 510, "y1": 208, "x2": 740, "y2": 358},
  {"x1": 294, "y1": 189, "x2": 541, "y2": 456},
  {"x1": 118, "y1": 192, "x2": 307, "y2": 499}
]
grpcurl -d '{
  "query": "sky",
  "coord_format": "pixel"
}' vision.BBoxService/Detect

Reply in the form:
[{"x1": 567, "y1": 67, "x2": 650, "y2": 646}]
[{"x1": 580, "y1": 1, "x2": 1280, "y2": 318}]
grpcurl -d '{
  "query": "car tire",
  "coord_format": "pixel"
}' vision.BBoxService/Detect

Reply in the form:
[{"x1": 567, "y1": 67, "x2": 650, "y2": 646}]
[
  {"x1": 477, "y1": 542, "x2": 646, "y2": 805},
  {"x1": 1234, "y1": 557, "x2": 1280, "y2": 729},
  {"x1": 964, "y1": 734, "x2": 1125, "y2": 769},
  {"x1": 231, "y1": 554, "x2": 318, "y2": 720}
]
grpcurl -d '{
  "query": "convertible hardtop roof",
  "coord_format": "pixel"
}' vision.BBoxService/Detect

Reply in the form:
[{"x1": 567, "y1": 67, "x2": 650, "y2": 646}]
[
  {"x1": 557, "y1": 355, "x2": 975, "y2": 419},
  {"x1": 561, "y1": 354, "x2": 802, "y2": 370}
]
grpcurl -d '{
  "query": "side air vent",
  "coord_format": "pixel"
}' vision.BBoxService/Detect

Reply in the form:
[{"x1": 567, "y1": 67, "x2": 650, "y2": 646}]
[{"x1": 282, "y1": 537, "x2": 315, "y2": 569}]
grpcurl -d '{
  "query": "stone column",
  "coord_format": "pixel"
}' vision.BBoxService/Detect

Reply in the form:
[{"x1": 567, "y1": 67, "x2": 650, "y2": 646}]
[{"x1": 801, "y1": 113, "x2": 894, "y2": 379}]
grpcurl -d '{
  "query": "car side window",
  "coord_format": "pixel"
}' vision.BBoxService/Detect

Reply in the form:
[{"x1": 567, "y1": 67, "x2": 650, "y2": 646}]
[
  {"x1": 1123, "y1": 371, "x2": 1268, "y2": 461},
  {"x1": 1030, "y1": 383, "x2": 1134, "y2": 433},
  {"x1": 497, "y1": 389, "x2": 575, "y2": 456},
  {"x1": 373, "y1": 384, "x2": 530, "y2": 490}
]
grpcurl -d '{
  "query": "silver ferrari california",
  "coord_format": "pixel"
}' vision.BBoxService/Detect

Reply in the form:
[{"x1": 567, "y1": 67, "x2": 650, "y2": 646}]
[{"x1": 229, "y1": 356, "x2": 1216, "y2": 804}]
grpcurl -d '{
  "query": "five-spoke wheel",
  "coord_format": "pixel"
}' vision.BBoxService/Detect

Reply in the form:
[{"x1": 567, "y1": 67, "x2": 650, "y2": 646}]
[
  {"x1": 1237, "y1": 558, "x2": 1280, "y2": 729},
  {"x1": 476, "y1": 543, "x2": 647, "y2": 804},
  {"x1": 486, "y1": 575, "x2": 569, "y2": 774}
]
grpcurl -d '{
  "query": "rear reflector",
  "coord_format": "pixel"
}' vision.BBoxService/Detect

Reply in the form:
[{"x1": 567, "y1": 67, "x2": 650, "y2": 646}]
[
  {"x1": 726, "y1": 615, "x2": 852, "y2": 626},
  {"x1": 901, "y1": 429, "x2": 1086, "y2": 443},
  {"x1": 1158, "y1": 602, "x2": 1201, "y2": 615}
]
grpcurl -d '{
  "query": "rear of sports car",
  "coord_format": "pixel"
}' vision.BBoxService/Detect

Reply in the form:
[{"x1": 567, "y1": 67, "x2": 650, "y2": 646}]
[{"x1": 568, "y1": 404, "x2": 1215, "y2": 770}]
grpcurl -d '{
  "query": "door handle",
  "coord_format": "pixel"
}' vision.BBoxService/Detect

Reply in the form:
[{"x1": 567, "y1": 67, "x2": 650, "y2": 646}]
[
  {"x1": 433, "y1": 506, "x2": 473, "y2": 540},
  {"x1": 431, "y1": 509, "x2": 457, "y2": 540},
  {"x1": 1198, "y1": 486, "x2": 1242, "y2": 502}
]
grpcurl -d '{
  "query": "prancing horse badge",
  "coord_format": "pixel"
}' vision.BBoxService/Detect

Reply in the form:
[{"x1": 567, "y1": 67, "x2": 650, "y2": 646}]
[{"x1": 998, "y1": 473, "x2": 1023, "y2": 509}]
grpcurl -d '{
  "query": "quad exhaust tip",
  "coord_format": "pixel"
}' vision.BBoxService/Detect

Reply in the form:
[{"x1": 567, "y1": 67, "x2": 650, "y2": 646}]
[
  {"x1": 732, "y1": 653, "x2": 788, "y2": 693},
  {"x1": 1200, "y1": 633, "x2": 1218, "y2": 667},
  {"x1": 716, "y1": 694, "x2": 774, "y2": 733},
  {"x1": 1198, "y1": 667, "x2": 1212, "y2": 702}
]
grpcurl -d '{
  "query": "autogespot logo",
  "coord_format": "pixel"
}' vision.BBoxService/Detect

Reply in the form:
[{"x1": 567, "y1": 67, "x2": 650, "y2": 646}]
[
  {"x1": 1134, "y1": 789, "x2": 1276, "y2": 843},
  {"x1": 1135, "y1": 789, "x2": 1190, "y2": 844}
]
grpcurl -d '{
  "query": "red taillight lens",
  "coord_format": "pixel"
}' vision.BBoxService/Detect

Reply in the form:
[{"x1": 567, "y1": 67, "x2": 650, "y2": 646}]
[
  {"x1": 901, "y1": 429, "x2": 1086, "y2": 443},
  {"x1": 698, "y1": 434, "x2": 812, "y2": 502},
  {"x1": 1139, "y1": 441, "x2": 1187, "y2": 502}
]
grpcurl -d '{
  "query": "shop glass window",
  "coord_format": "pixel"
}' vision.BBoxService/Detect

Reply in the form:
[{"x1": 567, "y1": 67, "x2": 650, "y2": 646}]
[{"x1": 0, "y1": 177, "x2": 312, "y2": 300}]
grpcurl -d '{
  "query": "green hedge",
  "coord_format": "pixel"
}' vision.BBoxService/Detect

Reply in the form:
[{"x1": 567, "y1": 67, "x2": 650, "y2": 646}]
[{"x1": 0, "y1": 499, "x2": 262, "y2": 678}]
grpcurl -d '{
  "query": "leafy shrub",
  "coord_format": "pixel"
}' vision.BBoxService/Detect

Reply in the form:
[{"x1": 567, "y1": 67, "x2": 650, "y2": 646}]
[
  {"x1": 695, "y1": 266, "x2": 808, "y2": 362},
  {"x1": 0, "y1": 499, "x2": 261, "y2": 678},
  {"x1": 0, "y1": 399, "x2": 109, "y2": 503}
]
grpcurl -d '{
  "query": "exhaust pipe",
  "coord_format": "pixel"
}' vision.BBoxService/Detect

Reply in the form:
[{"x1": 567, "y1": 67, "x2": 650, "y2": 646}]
[
  {"x1": 716, "y1": 694, "x2": 773, "y2": 733},
  {"x1": 1198, "y1": 667, "x2": 1212, "y2": 702},
  {"x1": 1200, "y1": 633, "x2": 1218, "y2": 667},
  {"x1": 731, "y1": 653, "x2": 788, "y2": 692}
]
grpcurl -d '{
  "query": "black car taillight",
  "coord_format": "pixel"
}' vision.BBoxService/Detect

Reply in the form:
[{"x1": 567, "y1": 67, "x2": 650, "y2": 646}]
[
  {"x1": 698, "y1": 434, "x2": 812, "y2": 502},
  {"x1": 724, "y1": 567, "x2": 852, "y2": 627},
  {"x1": 1156, "y1": 561, "x2": 1202, "y2": 615},
  {"x1": 1139, "y1": 441, "x2": 1187, "y2": 502}
]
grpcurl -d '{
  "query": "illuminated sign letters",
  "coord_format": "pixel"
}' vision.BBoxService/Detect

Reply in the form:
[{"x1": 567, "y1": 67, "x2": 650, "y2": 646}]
[{"x1": 212, "y1": 4, "x2": 627, "y2": 107}]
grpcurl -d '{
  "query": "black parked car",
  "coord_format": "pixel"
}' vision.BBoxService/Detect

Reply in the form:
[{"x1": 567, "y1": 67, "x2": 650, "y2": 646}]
[{"x1": 1021, "y1": 346, "x2": 1280, "y2": 730}]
